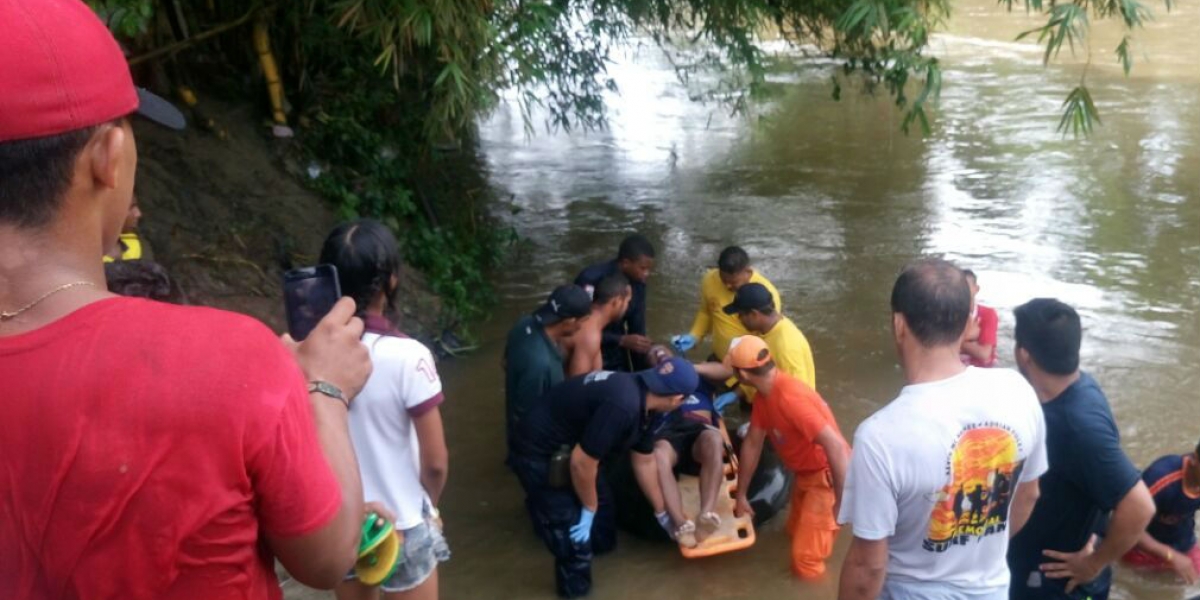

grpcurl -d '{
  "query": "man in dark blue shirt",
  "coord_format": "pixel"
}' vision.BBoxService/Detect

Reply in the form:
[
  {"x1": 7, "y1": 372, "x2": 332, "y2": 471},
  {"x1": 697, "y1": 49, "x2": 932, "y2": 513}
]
[
  {"x1": 1007, "y1": 299, "x2": 1155, "y2": 600},
  {"x1": 510, "y1": 357, "x2": 697, "y2": 598},
  {"x1": 504, "y1": 285, "x2": 592, "y2": 458},
  {"x1": 575, "y1": 234, "x2": 655, "y2": 372},
  {"x1": 1121, "y1": 441, "x2": 1200, "y2": 584}
]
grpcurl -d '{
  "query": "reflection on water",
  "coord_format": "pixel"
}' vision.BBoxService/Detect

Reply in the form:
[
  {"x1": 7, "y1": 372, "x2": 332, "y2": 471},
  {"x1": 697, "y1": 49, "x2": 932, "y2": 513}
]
[{"x1": 436, "y1": 2, "x2": 1200, "y2": 598}]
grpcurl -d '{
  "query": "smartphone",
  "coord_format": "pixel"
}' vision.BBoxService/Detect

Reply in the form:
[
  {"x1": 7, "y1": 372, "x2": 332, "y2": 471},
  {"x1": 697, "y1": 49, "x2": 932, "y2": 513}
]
[{"x1": 283, "y1": 265, "x2": 341, "y2": 341}]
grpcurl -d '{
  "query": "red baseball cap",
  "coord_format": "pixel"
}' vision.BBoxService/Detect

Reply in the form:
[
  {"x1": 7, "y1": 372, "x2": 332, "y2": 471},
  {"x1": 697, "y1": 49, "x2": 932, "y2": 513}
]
[{"x1": 0, "y1": 0, "x2": 185, "y2": 143}]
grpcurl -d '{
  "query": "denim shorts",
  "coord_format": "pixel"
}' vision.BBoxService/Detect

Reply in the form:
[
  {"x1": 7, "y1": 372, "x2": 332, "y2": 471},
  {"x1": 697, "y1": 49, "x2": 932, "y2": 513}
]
[{"x1": 346, "y1": 518, "x2": 451, "y2": 593}]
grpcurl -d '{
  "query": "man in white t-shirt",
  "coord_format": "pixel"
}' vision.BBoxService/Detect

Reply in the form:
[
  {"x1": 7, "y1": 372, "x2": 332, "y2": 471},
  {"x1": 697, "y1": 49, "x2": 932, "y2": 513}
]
[
  {"x1": 837, "y1": 259, "x2": 1048, "y2": 600},
  {"x1": 340, "y1": 316, "x2": 450, "y2": 597}
]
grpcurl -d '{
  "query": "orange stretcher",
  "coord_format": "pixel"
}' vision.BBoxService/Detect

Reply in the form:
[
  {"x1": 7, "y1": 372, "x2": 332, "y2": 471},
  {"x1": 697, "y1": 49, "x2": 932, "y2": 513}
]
[{"x1": 677, "y1": 421, "x2": 756, "y2": 558}]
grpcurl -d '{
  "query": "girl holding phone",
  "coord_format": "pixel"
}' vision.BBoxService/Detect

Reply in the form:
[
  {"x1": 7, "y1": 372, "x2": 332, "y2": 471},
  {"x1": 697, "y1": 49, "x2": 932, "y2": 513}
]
[{"x1": 322, "y1": 220, "x2": 450, "y2": 600}]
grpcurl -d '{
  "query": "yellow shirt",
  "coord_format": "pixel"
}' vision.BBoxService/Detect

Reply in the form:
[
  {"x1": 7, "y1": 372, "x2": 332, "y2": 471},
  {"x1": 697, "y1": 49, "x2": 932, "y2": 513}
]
[
  {"x1": 762, "y1": 316, "x2": 816, "y2": 390},
  {"x1": 688, "y1": 269, "x2": 782, "y2": 359}
]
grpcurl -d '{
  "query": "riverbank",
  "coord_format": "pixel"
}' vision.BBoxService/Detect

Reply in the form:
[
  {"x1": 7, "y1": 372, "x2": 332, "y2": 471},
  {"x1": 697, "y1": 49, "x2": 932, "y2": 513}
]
[{"x1": 132, "y1": 99, "x2": 444, "y2": 339}]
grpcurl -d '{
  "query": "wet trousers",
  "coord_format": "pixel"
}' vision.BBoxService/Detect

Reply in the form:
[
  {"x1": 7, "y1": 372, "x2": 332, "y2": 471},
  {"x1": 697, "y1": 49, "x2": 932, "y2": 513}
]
[
  {"x1": 511, "y1": 454, "x2": 616, "y2": 598},
  {"x1": 786, "y1": 469, "x2": 839, "y2": 578}
]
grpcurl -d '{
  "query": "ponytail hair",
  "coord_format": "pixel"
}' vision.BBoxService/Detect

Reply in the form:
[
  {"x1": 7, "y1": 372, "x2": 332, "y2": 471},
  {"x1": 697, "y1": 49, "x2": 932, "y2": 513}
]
[{"x1": 319, "y1": 219, "x2": 401, "y2": 324}]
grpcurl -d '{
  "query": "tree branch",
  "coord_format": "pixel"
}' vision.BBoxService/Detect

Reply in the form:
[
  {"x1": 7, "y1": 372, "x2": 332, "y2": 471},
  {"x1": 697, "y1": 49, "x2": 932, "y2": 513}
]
[{"x1": 128, "y1": 4, "x2": 262, "y2": 67}]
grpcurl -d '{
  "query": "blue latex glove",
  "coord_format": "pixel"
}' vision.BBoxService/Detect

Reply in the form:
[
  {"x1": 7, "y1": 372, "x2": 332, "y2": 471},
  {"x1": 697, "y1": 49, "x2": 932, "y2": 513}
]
[
  {"x1": 714, "y1": 391, "x2": 739, "y2": 413},
  {"x1": 671, "y1": 334, "x2": 697, "y2": 353},
  {"x1": 570, "y1": 508, "x2": 596, "y2": 543}
]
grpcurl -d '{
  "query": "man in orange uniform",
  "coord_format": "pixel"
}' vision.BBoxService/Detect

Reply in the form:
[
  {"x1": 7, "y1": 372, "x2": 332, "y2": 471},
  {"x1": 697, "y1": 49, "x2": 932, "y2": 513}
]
[{"x1": 729, "y1": 336, "x2": 850, "y2": 578}]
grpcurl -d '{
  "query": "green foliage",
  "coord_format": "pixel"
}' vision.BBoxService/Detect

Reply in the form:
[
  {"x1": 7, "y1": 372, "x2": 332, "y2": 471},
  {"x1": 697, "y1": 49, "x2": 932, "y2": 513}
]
[
  {"x1": 332, "y1": 1, "x2": 629, "y2": 135},
  {"x1": 287, "y1": 4, "x2": 513, "y2": 323},
  {"x1": 331, "y1": 0, "x2": 501, "y2": 139},
  {"x1": 86, "y1": 0, "x2": 517, "y2": 324},
  {"x1": 319, "y1": 0, "x2": 1164, "y2": 143},
  {"x1": 86, "y1": 0, "x2": 1178, "y2": 325},
  {"x1": 1004, "y1": 0, "x2": 1170, "y2": 135},
  {"x1": 1059, "y1": 85, "x2": 1101, "y2": 136},
  {"x1": 403, "y1": 224, "x2": 516, "y2": 327},
  {"x1": 92, "y1": 0, "x2": 1178, "y2": 142},
  {"x1": 1116, "y1": 36, "x2": 1134, "y2": 75},
  {"x1": 1018, "y1": 4, "x2": 1090, "y2": 66},
  {"x1": 491, "y1": 2, "x2": 627, "y2": 132},
  {"x1": 87, "y1": 0, "x2": 154, "y2": 37}
]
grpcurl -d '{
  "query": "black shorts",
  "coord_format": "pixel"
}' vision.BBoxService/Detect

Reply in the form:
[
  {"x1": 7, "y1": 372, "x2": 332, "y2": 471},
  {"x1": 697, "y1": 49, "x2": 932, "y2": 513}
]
[{"x1": 657, "y1": 420, "x2": 716, "y2": 477}]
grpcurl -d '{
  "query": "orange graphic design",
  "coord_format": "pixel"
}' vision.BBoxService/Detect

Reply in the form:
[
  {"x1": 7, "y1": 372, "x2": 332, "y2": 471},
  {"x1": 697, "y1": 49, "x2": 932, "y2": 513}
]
[{"x1": 923, "y1": 426, "x2": 1024, "y2": 553}]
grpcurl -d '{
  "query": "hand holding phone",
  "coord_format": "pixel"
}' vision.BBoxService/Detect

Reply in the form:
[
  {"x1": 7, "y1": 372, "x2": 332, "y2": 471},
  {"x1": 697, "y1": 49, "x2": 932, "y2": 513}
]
[
  {"x1": 283, "y1": 297, "x2": 373, "y2": 403},
  {"x1": 284, "y1": 265, "x2": 341, "y2": 341}
]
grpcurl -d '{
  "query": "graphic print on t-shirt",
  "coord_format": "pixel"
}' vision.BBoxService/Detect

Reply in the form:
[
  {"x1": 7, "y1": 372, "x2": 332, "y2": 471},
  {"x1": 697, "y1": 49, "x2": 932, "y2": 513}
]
[{"x1": 924, "y1": 424, "x2": 1026, "y2": 552}]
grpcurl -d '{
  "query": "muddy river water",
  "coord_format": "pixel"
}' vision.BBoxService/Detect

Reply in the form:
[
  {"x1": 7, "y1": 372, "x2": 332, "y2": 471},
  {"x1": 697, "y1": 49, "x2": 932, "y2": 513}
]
[{"x1": 424, "y1": 2, "x2": 1200, "y2": 598}]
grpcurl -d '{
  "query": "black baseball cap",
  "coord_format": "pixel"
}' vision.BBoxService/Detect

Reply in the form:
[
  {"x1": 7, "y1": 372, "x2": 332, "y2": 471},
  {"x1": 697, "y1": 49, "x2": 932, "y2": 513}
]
[
  {"x1": 723, "y1": 282, "x2": 774, "y2": 315},
  {"x1": 535, "y1": 285, "x2": 592, "y2": 324}
]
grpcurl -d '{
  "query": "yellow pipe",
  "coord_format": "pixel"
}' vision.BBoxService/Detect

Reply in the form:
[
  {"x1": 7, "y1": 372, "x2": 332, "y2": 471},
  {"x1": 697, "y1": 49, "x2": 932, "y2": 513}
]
[{"x1": 253, "y1": 19, "x2": 287, "y2": 125}]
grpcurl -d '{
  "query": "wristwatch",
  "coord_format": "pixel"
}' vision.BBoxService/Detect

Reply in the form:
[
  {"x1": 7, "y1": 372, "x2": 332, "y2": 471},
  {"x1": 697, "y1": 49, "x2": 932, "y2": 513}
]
[{"x1": 308, "y1": 380, "x2": 349, "y2": 410}]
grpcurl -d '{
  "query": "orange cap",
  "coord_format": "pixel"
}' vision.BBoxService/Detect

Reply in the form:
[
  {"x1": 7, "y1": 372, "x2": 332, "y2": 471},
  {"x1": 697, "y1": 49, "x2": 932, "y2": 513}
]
[{"x1": 724, "y1": 336, "x2": 771, "y2": 369}]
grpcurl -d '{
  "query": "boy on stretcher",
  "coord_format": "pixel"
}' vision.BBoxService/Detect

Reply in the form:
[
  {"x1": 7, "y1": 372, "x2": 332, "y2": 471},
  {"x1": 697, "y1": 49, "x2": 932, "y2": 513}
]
[{"x1": 631, "y1": 346, "x2": 729, "y2": 548}]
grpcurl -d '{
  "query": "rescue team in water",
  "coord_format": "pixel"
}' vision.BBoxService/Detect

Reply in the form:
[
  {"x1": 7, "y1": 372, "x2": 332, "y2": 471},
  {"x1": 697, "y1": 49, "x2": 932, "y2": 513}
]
[
  {"x1": 0, "y1": 4, "x2": 1196, "y2": 600},
  {"x1": 499, "y1": 235, "x2": 1182, "y2": 600}
]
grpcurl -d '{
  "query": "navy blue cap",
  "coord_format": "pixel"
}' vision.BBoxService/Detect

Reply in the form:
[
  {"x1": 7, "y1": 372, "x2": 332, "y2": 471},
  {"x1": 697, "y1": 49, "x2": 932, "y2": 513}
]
[
  {"x1": 535, "y1": 285, "x2": 592, "y2": 324},
  {"x1": 723, "y1": 282, "x2": 774, "y2": 315},
  {"x1": 638, "y1": 356, "x2": 699, "y2": 396}
]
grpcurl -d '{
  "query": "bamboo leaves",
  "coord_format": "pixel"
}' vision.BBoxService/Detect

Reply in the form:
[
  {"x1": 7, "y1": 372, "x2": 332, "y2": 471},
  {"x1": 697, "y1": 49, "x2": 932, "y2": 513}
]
[
  {"x1": 1117, "y1": 0, "x2": 1152, "y2": 27},
  {"x1": 829, "y1": 0, "x2": 948, "y2": 136},
  {"x1": 1058, "y1": 85, "x2": 1100, "y2": 136},
  {"x1": 1003, "y1": 0, "x2": 1169, "y2": 134},
  {"x1": 835, "y1": 0, "x2": 880, "y2": 36},
  {"x1": 1116, "y1": 35, "x2": 1133, "y2": 75},
  {"x1": 87, "y1": 0, "x2": 1179, "y2": 140},
  {"x1": 1017, "y1": 3, "x2": 1089, "y2": 66}
]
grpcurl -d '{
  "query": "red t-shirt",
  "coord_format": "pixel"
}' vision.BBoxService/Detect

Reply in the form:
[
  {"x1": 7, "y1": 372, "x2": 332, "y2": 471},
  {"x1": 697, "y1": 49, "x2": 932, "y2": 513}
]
[
  {"x1": 0, "y1": 298, "x2": 340, "y2": 599},
  {"x1": 968, "y1": 304, "x2": 999, "y2": 368},
  {"x1": 750, "y1": 371, "x2": 843, "y2": 474}
]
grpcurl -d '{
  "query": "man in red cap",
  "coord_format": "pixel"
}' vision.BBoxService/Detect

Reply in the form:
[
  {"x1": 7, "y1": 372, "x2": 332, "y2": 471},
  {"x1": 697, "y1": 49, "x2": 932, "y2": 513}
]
[
  {"x1": 727, "y1": 335, "x2": 851, "y2": 579},
  {"x1": 0, "y1": 1, "x2": 372, "y2": 598}
]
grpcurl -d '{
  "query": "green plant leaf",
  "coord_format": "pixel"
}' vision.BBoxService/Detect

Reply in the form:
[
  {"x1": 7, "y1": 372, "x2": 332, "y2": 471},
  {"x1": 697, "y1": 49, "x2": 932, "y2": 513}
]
[
  {"x1": 1116, "y1": 35, "x2": 1133, "y2": 75},
  {"x1": 1057, "y1": 85, "x2": 1102, "y2": 136}
]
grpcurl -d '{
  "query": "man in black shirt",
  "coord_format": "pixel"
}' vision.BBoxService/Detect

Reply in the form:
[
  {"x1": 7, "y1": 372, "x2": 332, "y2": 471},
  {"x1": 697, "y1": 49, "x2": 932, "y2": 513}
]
[
  {"x1": 1007, "y1": 299, "x2": 1154, "y2": 599},
  {"x1": 511, "y1": 357, "x2": 698, "y2": 598},
  {"x1": 575, "y1": 234, "x2": 655, "y2": 372}
]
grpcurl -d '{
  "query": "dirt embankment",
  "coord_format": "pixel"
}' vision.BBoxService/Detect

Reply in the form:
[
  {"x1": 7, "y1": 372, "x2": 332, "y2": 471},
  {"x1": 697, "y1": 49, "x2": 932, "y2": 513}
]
[{"x1": 132, "y1": 100, "x2": 442, "y2": 339}]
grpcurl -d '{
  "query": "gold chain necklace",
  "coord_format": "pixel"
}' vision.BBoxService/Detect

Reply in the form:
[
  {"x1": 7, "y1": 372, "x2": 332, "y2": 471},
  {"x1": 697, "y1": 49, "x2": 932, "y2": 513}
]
[{"x1": 0, "y1": 281, "x2": 96, "y2": 322}]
